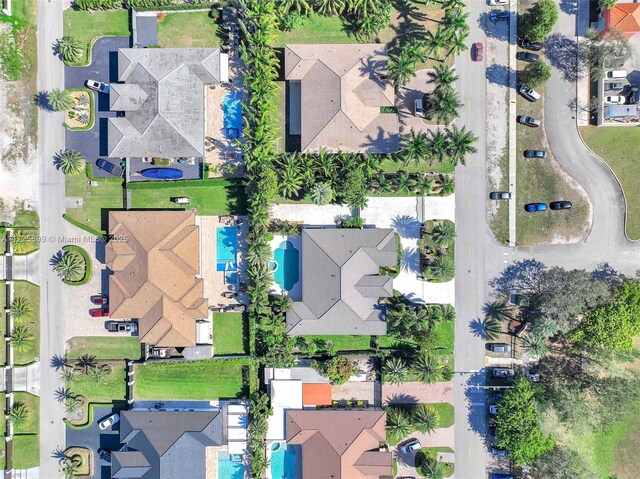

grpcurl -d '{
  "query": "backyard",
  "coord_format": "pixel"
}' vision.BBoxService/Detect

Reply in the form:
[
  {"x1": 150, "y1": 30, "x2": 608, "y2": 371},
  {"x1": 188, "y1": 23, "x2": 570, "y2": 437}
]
[
  {"x1": 66, "y1": 336, "x2": 141, "y2": 360},
  {"x1": 157, "y1": 11, "x2": 221, "y2": 48},
  {"x1": 304, "y1": 335, "x2": 372, "y2": 352},
  {"x1": 135, "y1": 360, "x2": 246, "y2": 400},
  {"x1": 580, "y1": 126, "x2": 640, "y2": 240},
  {"x1": 13, "y1": 280, "x2": 39, "y2": 366},
  {"x1": 213, "y1": 312, "x2": 248, "y2": 355},
  {"x1": 63, "y1": 8, "x2": 130, "y2": 66}
]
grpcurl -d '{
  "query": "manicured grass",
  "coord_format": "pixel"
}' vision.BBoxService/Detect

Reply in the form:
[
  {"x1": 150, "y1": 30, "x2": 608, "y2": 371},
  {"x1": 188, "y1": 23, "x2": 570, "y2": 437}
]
[
  {"x1": 213, "y1": 313, "x2": 247, "y2": 355},
  {"x1": 71, "y1": 362, "x2": 127, "y2": 405},
  {"x1": 128, "y1": 180, "x2": 247, "y2": 216},
  {"x1": 276, "y1": 81, "x2": 286, "y2": 152},
  {"x1": 13, "y1": 392, "x2": 39, "y2": 435},
  {"x1": 580, "y1": 126, "x2": 640, "y2": 240},
  {"x1": 13, "y1": 281, "x2": 39, "y2": 366},
  {"x1": 157, "y1": 12, "x2": 220, "y2": 48},
  {"x1": 305, "y1": 335, "x2": 372, "y2": 351},
  {"x1": 11, "y1": 208, "x2": 38, "y2": 229},
  {"x1": 418, "y1": 448, "x2": 454, "y2": 477},
  {"x1": 429, "y1": 402, "x2": 455, "y2": 428},
  {"x1": 67, "y1": 336, "x2": 141, "y2": 360},
  {"x1": 433, "y1": 319, "x2": 454, "y2": 356},
  {"x1": 135, "y1": 360, "x2": 246, "y2": 400},
  {"x1": 63, "y1": 9, "x2": 130, "y2": 66},
  {"x1": 381, "y1": 157, "x2": 455, "y2": 175},
  {"x1": 13, "y1": 434, "x2": 39, "y2": 469},
  {"x1": 0, "y1": 0, "x2": 37, "y2": 81},
  {"x1": 272, "y1": 13, "x2": 360, "y2": 47},
  {"x1": 65, "y1": 170, "x2": 123, "y2": 234},
  {"x1": 0, "y1": 283, "x2": 5, "y2": 366}
]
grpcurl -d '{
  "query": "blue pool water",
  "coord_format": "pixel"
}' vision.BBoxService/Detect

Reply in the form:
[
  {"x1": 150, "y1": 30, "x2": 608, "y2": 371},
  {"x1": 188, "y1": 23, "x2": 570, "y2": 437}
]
[
  {"x1": 223, "y1": 91, "x2": 243, "y2": 138},
  {"x1": 273, "y1": 241, "x2": 299, "y2": 291},
  {"x1": 217, "y1": 226, "x2": 238, "y2": 271},
  {"x1": 218, "y1": 452, "x2": 244, "y2": 479},
  {"x1": 270, "y1": 444, "x2": 301, "y2": 479}
]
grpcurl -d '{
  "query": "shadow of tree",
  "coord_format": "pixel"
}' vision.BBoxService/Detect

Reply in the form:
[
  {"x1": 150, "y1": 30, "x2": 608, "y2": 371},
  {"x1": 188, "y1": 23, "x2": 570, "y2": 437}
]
[
  {"x1": 385, "y1": 392, "x2": 420, "y2": 405},
  {"x1": 559, "y1": 0, "x2": 578, "y2": 15},
  {"x1": 50, "y1": 354, "x2": 68, "y2": 371},
  {"x1": 545, "y1": 33, "x2": 585, "y2": 82},
  {"x1": 488, "y1": 259, "x2": 545, "y2": 294},
  {"x1": 392, "y1": 215, "x2": 422, "y2": 238},
  {"x1": 464, "y1": 370, "x2": 489, "y2": 438},
  {"x1": 477, "y1": 12, "x2": 512, "y2": 43},
  {"x1": 469, "y1": 317, "x2": 489, "y2": 340},
  {"x1": 54, "y1": 386, "x2": 73, "y2": 403},
  {"x1": 486, "y1": 64, "x2": 514, "y2": 87},
  {"x1": 400, "y1": 247, "x2": 420, "y2": 273},
  {"x1": 34, "y1": 91, "x2": 54, "y2": 111}
]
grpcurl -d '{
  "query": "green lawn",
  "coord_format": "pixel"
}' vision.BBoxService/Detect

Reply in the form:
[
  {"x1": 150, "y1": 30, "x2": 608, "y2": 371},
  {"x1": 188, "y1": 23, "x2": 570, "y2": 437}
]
[
  {"x1": 381, "y1": 157, "x2": 454, "y2": 174},
  {"x1": 13, "y1": 281, "x2": 39, "y2": 366},
  {"x1": 71, "y1": 362, "x2": 127, "y2": 405},
  {"x1": 429, "y1": 402, "x2": 455, "y2": 428},
  {"x1": 65, "y1": 170, "x2": 124, "y2": 234},
  {"x1": 128, "y1": 180, "x2": 247, "y2": 216},
  {"x1": 13, "y1": 392, "x2": 39, "y2": 435},
  {"x1": 157, "y1": 12, "x2": 220, "y2": 48},
  {"x1": 135, "y1": 360, "x2": 246, "y2": 400},
  {"x1": 63, "y1": 8, "x2": 130, "y2": 66},
  {"x1": 67, "y1": 336, "x2": 141, "y2": 360},
  {"x1": 418, "y1": 447, "x2": 454, "y2": 477},
  {"x1": 433, "y1": 319, "x2": 454, "y2": 356},
  {"x1": 304, "y1": 335, "x2": 372, "y2": 351},
  {"x1": 13, "y1": 434, "x2": 39, "y2": 469},
  {"x1": 213, "y1": 313, "x2": 247, "y2": 355},
  {"x1": 580, "y1": 126, "x2": 640, "y2": 240},
  {"x1": 272, "y1": 13, "x2": 360, "y2": 47},
  {"x1": 0, "y1": 283, "x2": 5, "y2": 366}
]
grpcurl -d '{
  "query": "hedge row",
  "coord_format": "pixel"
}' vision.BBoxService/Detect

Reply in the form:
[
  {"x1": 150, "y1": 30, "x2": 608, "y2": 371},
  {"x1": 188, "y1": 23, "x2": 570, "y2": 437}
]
[{"x1": 62, "y1": 245, "x2": 93, "y2": 286}]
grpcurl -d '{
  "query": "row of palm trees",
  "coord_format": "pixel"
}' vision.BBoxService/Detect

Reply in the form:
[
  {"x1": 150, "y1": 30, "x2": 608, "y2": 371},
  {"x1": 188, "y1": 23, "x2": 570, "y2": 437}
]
[
  {"x1": 387, "y1": 302, "x2": 455, "y2": 343},
  {"x1": 402, "y1": 123, "x2": 477, "y2": 167},
  {"x1": 386, "y1": 404, "x2": 441, "y2": 438},
  {"x1": 383, "y1": 349, "x2": 450, "y2": 384},
  {"x1": 371, "y1": 172, "x2": 453, "y2": 197},
  {"x1": 420, "y1": 219, "x2": 456, "y2": 282}
]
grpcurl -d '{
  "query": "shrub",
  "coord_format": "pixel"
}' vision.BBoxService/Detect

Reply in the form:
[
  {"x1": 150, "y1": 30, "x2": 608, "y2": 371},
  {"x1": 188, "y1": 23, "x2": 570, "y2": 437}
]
[{"x1": 313, "y1": 356, "x2": 357, "y2": 385}]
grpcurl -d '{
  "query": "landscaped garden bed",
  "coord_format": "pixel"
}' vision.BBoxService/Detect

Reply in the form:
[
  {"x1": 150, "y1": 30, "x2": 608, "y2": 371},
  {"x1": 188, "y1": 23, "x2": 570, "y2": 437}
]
[
  {"x1": 60, "y1": 245, "x2": 92, "y2": 286},
  {"x1": 12, "y1": 281, "x2": 40, "y2": 366},
  {"x1": 64, "y1": 89, "x2": 94, "y2": 130},
  {"x1": 419, "y1": 220, "x2": 455, "y2": 282},
  {"x1": 64, "y1": 447, "x2": 92, "y2": 477}
]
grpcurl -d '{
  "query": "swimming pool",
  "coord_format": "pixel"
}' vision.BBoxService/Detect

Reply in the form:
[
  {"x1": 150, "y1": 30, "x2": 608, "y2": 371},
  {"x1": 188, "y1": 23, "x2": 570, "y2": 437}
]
[
  {"x1": 217, "y1": 226, "x2": 238, "y2": 272},
  {"x1": 273, "y1": 241, "x2": 299, "y2": 291},
  {"x1": 218, "y1": 451, "x2": 244, "y2": 479},
  {"x1": 270, "y1": 444, "x2": 301, "y2": 479},
  {"x1": 223, "y1": 91, "x2": 243, "y2": 138}
]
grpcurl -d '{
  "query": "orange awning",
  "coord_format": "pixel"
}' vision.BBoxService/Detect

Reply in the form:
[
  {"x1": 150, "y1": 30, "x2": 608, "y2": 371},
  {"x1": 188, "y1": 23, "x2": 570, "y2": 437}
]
[{"x1": 302, "y1": 383, "x2": 333, "y2": 406}]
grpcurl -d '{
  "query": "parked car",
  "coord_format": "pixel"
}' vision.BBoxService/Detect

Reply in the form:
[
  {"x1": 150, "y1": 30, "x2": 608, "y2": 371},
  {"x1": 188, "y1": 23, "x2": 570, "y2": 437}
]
[
  {"x1": 605, "y1": 81, "x2": 624, "y2": 92},
  {"x1": 491, "y1": 446, "x2": 508, "y2": 457},
  {"x1": 96, "y1": 158, "x2": 124, "y2": 177},
  {"x1": 491, "y1": 474, "x2": 514, "y2": 479},
  {"x1": 518, "y1": 85, "x2": 541, "y2": 102},
  {"x1": 524, "y1": 149, "x2": 547, "y2": 158},
  {"x1": 98, "y1": 413, "x2": 119, "y2": 430},
  {"x1": 489, "y1": 404, "x2": 499, "y2": 415},
  {"x1": 492, "y1": 368, "x2": 515, "y2": 378},
  {"x1": 85, "y1": 79, "x2": 110, "y2": 94},
  {"x1": 550, "y1": 201, "x2": 572, "y2": 210},
  {"x1": 489, "y1": 191, "x2": 512, "y2": 200},
  {"x1": 525, "y1": 202, "x2": 547, "y2": 212},
  {"x1": 488, "y1": 0, "x2": 508, "y2": 4},
  {"x1": 400, "y1": 439, "x2": 422, "y2": 454},
  {"x1": 89, "y1": 308, "x2": 109, "y2": 317},
  {"x1": 605, "y1": 95, "x2": 626, "y2": 104},
  {"x1": 490, "y1": 10, "x2": 510, "y2": 21},
  {"x1": 414, "y1": 98, "x2": 425, "y2": 117},
  {"x1": 606, "y1": 69, "x2": 627, "y2": 79},
  {"x1": 517, "y1": 115, "x2": 541, "y2": 127},
  {"x1": 170, "y1": 196, "x2": 190, "y2": 205},
  {"x1": 492, "y1": 391, "x2": 504, "y2": 403},
  {"x1": 107, "y1": 321, "x2": 137, "y2": 333},
  {"x1": 91, "y1": 295, "x2": 108, "y2": 305},
  {"x1": 489, "y1": 343, "x2": 511, "y2": 353},
  {"x1": 516, "y1": 51, "x2": 539, "y2": 62},
  {"x1": 473, "y1": 42, "x2": 484, "y2": 62},
  {"x1": 518, "y1": 38, "x2": 543, "y2": 50}
]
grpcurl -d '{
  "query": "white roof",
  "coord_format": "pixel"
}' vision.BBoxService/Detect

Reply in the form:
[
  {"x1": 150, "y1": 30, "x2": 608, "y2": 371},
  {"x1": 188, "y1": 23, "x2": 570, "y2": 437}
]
[
  {"x1": 228, "y1": 427, "x2": 247, "y2": 441},
  {"x1": 228, "y1": 404, "x2": 247, "y2": 415},
  {"x1": 220, "y1": 53, "x2": 229, "y2": 82},
  {"x1": 228, "y1": 440, "x2": 246, "y2": 454},
  {"x1": 266, "y1": 379, "x2": 303, "y2": 441},
  {"x1": 228, "y1": 413, "x2": 247, "y2": 428}
]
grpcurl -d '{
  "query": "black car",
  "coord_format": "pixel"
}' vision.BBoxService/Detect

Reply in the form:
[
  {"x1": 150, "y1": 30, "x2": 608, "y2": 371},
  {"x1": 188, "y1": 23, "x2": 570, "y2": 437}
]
[
  {"x1": 550, "y1": 201, "x2": 572, "y2": 210},
  {"x1": 488, "y1": 426, "x2": 497, "y2": 438},
  {"x1": 516, "y1": 51, "x2": 539, "y2": 62},
  {"x1": 489, "y1": 192, "x2": 512, "y2": 200},
  {"x1": 524, "y1": 149, "x2": 547, "y2": 158},
  {"x1": 96, "y1": 158, "x2": 124, "y2": 177},
  {"x1": 518, "y1": 37, "x2": 543, "y2": 51},
  {"x1": 490, "y1": 10, "x2": 510, "y2": 21},
  {"x1": 605, "y1": 82, "x2": 624, "y2": 92}
]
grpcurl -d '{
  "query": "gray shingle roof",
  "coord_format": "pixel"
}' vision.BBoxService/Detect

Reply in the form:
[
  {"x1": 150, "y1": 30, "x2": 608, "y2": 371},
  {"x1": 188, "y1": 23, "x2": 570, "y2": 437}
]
[
  {"x1": 286, "y1": 228, "x2": 397, "y2": 336},
  {"x1": 108, "y1": 48, "x2": 222, "y2": 158}
]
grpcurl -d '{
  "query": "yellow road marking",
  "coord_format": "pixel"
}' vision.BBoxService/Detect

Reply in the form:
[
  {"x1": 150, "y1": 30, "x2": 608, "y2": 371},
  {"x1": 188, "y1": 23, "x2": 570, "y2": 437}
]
[
  {"x1": 468, "y1": 445, "x2": 472, "y2": 459},
  {"x1": 467, "y1": 245, "x2": 471, "y2": 257}
]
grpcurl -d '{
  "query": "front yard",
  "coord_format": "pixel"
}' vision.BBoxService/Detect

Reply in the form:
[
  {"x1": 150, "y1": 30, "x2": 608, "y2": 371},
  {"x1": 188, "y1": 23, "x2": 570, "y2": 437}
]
[
  {"x1": 69, "y1": 361, "x2": 127, "y2": 412},
  {"x1": 135, "y1": 360, "x2": 247, "y2": 400},
  {"x1": 13, "y1": 392, "x2": 39, "y2": 435},
  {"x1": 13, "y1": 280, "x2": 40, "y2": 366},
  {"x1": 213, "y1": 313, "x2": 248, "y2": 355},
  {"x1": 66, "y1": 336, "x2": 141, "y2": 360},
  {"x1": 13, "y1": 434, "x2": 39, "y2": 469},
  {"x1": 157, "y1": 11, "x2": 221, "y2": 48}
]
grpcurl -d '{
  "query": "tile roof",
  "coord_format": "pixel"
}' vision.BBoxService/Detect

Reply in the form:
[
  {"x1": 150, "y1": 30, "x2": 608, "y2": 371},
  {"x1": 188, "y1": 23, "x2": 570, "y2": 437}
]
[
  {"x1": 285, "y1": 410, "x2": 392, "y2": 479},
  {"x1": 603, "y1": 3, "x2": 640, "y2": 37},
  {"x1": 106, "y1": 211, "x2": 208, "y2": 347}
]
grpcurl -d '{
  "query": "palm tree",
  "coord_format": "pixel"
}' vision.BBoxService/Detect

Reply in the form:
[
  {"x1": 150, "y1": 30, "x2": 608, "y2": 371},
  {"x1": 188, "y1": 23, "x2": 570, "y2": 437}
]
[
  {"x1": 315, "y1": 0, "x2": 346, "y2": 15},
  {"x1": 76, "y1": 354, "x2": 97, "y2": 375},
  {"x1": 9, "y1": 402, "x2": 29, "y2": 428},
  {"x1": 406, "y1": 40, "x2": 427, "y2": 65},
  {"x1": 60, "y1": 456, "x2": 81, "y2": 479},
  {"x1": 245, "y1": 242, "x2": 272, "y2": 267},
  {"x1": 432, "y1": 221, "x2": 456, "y2": 248},
  {"x1": 47, "y1": 88, "x2": 73, "y2": 112},
  {"x1": 442, "y1": 0, "x2": 466, "y2": 9},
  {"x1": 427, "y1": 129, "x2": 450, "y2": 164},
  {"x1": 442, "y1": 9, "x2": 469, "y2": 37},
  {"x1": 393, "y1": 171, "x2": 417, "y2": 194},
  {"x1": 423, "y1": 29, "x2": 448, "y2": 61},
  {"x1": 78, "y1": 112, "x2": 90, "y2": 125},
  {"x1": 11, "y1": 325, "x2": 34, "y2": 352},
  {"x1": 446, "y1": 32, "x2": 469, "y2": 57},
  {"x1": 76, "y1": 94, "x2": 90, "y2": 106},
  {"x1": 420, "y1": 455, "x2": 445, "y2": 479},
  {"x1": 437, "y1": 174, "x2": 454, "y2": 196},
  {"x1": 403, "y1": 129, "x2": 429, "y2": 166},
  {"x1": 531, "y1": 316, "x2": 558, "y2": 339},
  {"x1": 64, "y1": 396, "x2": 82, "y2": 415},
  {"x1": 412, "y1": 351, "x2": 442, "y2": 383},
  {"x1": 417, "y1": 176, "x2": 434, "y2": 196},
  {"x1": 483, "y1": 299, "x2": 515, "y2": 322},
  {"x1": 281, "y1": 0, "x2": 312, "y2": 15},
  {"x1": 424, "y1": 87, "x2": 461, "y2": 125},
  {"x1": 53, "y1": 251, "x2": 84, "y2": 281},
  {"x1": 11, "y1": 231, "x2": 35, "y2": 254},
  {"x1": 412, "y1": 404, "x2": 440, "y2": 434},
  {"x1": 446, "y1": 124, "x2": 478, "y2": 166},
  {"x1": 56, "y1": 36, "x2": 83, "y2": 63},
  {"x1": 374, "y1": 173, "x2": 393, "y2": 193},
  {"x1": 88, "y1": 365, "x2": 111, "y2": 384},
  {"x1": 383, "y1": 357, "x2": 408, "y2": 384},
  {"x1": 351, "y1": 0, "x2": 384, "y2": 17},
  {"x1": 429, "y1": 254, "x2": 455, "y2": 282},
  {"x1": 427, "y1": 64, "x2": 459, "y2": 89},
  {"x1": 310, "y1": 182, "x2": 334, "y2": 205},
  {"x1": 522, "y1": 333, "x2": 548, "y2": 357},
  {"x1": 60, "y1": 367, "x2": 77, "y2": 384},
  {"x1": 55, "y1": 149, "x2": 85, "y2": 175},
  {"x1": 484, "y1": 317, "x2": 503, "y2": 341},
  {"x1": 10, "y1": 297, "x2": 33, "y2": 323},
  {"x1": 279, "y1": 159, "x2": 303, "y2": 199},
  {"x1": 387, "y1": 49, "x2": 416, "y2": 91},
  {"x1": 441, "y1": 304, "x2": 456, "y2": 322},
  {"x1": 386, "y1": 407, "x2": 413, "y2": 438}
]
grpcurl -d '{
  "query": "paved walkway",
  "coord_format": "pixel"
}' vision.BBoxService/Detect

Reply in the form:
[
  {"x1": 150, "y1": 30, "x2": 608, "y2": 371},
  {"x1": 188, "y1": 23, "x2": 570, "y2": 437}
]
[
  {"x1": 14, "y1": 468, "x2": 39, "y2": 479},
  {"x1": 394, "y1": 426, "x2": 456, "y2": 478},
  {"x1": 12, "y1": 251, "x2": 40, "y2": 283},
  {"x1": 270, "y1": 203, "x2": 350, "y2": 226},
  {"x1": 383, "y1": 381, "x2": 453, "y2": 405},
  {"x1": 13, "y1": 363, "x2": 40, "y2": 395}
]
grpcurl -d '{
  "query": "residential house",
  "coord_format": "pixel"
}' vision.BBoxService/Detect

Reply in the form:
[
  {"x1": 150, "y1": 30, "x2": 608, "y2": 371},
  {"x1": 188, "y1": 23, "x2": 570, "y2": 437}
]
[{"x1": 598, "y1": 3, "x2": 640, "y2": 38}]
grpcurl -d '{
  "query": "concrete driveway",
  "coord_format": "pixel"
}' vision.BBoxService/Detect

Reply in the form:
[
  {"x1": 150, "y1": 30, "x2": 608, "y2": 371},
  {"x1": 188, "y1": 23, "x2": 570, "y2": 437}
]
[
  {"x1": 397, "y1": 69, "x2": 438, "y2": 135},
  {"x1": 65, "y1": 406, "x2": 122, "y2": 479},
  {"x1": 64, "y1": 36, "x2": 130, "y2": 176}
]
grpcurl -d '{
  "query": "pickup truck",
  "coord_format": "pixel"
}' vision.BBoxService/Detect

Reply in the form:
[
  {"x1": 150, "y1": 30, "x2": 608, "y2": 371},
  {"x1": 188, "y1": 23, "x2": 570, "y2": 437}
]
[{"x1": 107, "y1": 321, "x2": 137, "y2": 333}]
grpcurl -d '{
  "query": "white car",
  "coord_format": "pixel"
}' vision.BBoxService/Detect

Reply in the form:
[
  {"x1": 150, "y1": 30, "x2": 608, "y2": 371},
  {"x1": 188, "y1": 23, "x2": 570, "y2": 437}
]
[
  {"x1": 98, "y1": 413, "x2": 120, "y2": 430},
  {"x1": 400, "y1": 439, "x2": 421, "y2": 454},
  {"x1": 85, "y1": 79, "x2": 110, "y2": 94},
  {"x1": 605, "y1": 95, "x2": 626, "y2": 104},
  {"x1": 489, "y1": 0, "x2": 508, "y2": 5}
]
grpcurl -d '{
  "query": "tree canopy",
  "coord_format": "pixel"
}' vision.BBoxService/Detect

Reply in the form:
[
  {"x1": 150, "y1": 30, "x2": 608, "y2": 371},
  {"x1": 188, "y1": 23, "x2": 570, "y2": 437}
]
[{"x1": 520, "y1": 0, "x2": 559, "y2": 41}]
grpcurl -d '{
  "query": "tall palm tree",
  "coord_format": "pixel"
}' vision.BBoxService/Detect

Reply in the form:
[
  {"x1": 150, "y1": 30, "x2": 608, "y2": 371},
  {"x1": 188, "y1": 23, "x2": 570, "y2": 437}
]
[
  {"x1": 483, "y1": 299, "x2": 515, "y2": 322},
  {"x1": 484, "y1": 317, "x2": 503, "y2": 341},
  {"x1": 427, "y1": 129, "x2": 450, "y2": 164},
  {"x1": 424, "y1": 29, "x2": 448, "y2": 61},
  {"x1": 47, "y1": 88, "x2": 73, "y2": 112},
  {"x1": 55, "y1": 149, "x2": 85, "y2": 175},
  {"x1": 64, "y1": 396, "x2": 82, "y2": 415},
  {"x1": 60, "y1": 367, "x2": 77, "y2": 384},
  {"x1": 53, "y1": 251, "x2": 84, "y2": 281},
  {"x1": 531, "y1": 316, "x2": 558, "y2": 339},
  {"x1": 374, "y1": 173, "x2": 393, "y2": 193},
  {"x1": 442, "y1": 9, "x2": 469, "y2": 37},
  {"x1": 386, "y1": 407, "x2": 413, "y2": 438},
  {"x1": 9, "y1": 402, "x2": 29, "y2": 428},
  {"x1": 446, "y1": 32, "x2": 469, "y2": 57},
  {"x1": 60, "y1": 456, "x2": 81, "y2": 479},
  {"x1": 403, "y1": 129, "x2": 429, "y2": 166},
  {"x1": 383, "y1": 357, "x2": 408, "y2": 385},
  {"x1": 11, "y1": 231, "x2": 35, "y2": 254},
  {"x1": 76, "y1": 354, "x2": 97, "y2": 375},
  {"x1": 310, "y1": 182, "x2": 334, "y2": 205},
  {"x1": 420, "y1": 456, "x2": 445, "y2": 479},
  {"x1": 245, "y1": 242, "x2": 272, "y2": 267},
  {"x1": 411, "y1": 404, "x2": 440, "y2": 434},
  {"x1": 522, "y1": 333, "x2": 548, "y2": 357},
  {"x1": 429, "y1": 254, "x2": 455, "y2": 282},
  {"x1": 446, "y1": 124, "x2": 478, "y2": 166},
  {"x1": 437, "y1": 174, "x2": 454, "y2": 196},
  {"x1": 441, "y1": 304, "x2": 456, "y2": 322},
  {"x1": 281, "y1": 0, "x2": 312, "y2": 15},
  {"x1": 88, "y1": 365, "x2": 111, "y2": 384},
  {"x1": 424, "y1": 87, "x2": 461, "y2": 125},
  {"x1": 432, "y1": 221, "x2": 456, "y2": 248},
  {"x1": 351, "y1": 0, "x2": 384, "y2": 17},
  {"x1": 279, "y1": 160, "x2": 303, "y2": 199},
  {"x1": 56, "y1": 36, "x2": 83, "y2": 63},
  {"x1": 412, "y1": 351, "x2": 442, "y2": 383},
  {"x1": 387, "y1": 49, "x2": 416, "y2": 91},
  {"x1": 427, "y1": 64, "x2": 459, "y2": 89},
  {"x1": 315, "y1": 0, "x2": 346, "y2": 16},
  {"x1": 10, "y1": 297, "x2": 33, "y2": 323},
  {"x1": 393, "y1": 171, "x2": 417, "y2": 194},
  {"x1": 11, "y1": 325, "x2": 34, "y2": 352}
]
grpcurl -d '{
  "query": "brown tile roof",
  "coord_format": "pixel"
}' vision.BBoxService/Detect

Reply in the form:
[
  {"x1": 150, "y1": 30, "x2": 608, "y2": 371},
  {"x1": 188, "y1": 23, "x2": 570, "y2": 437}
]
[
  {"x1": 285, "y1": 410, "x2": 392, "y2": 479},
  {"x1": 603, "y1": 3, "x2": 640, "y2": 37},
  {"x1": 106, "y1": 211, "x2": 209, "y2": 347}
]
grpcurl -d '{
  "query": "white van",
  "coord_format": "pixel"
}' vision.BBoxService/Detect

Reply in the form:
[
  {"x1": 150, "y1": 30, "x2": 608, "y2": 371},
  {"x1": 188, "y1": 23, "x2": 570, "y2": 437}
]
[
  {"x1": 171, "y1": 197, "x2": 190, "y2": 205},
  {"x1": 606, "y1": 70, "x2": 628, "y2": 79}
]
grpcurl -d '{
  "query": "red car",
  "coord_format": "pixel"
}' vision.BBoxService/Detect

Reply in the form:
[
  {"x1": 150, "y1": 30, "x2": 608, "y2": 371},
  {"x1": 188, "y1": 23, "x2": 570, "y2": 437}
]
[
  {"x1": 473, "y1": 42, "x2": 484, "y2": 62},
  {"x1": 89, "y1": 308, "x2": 109, "y2": 317},
  {"x1": 91, "y1": 295, "x2": 108, "y2": 305}
]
